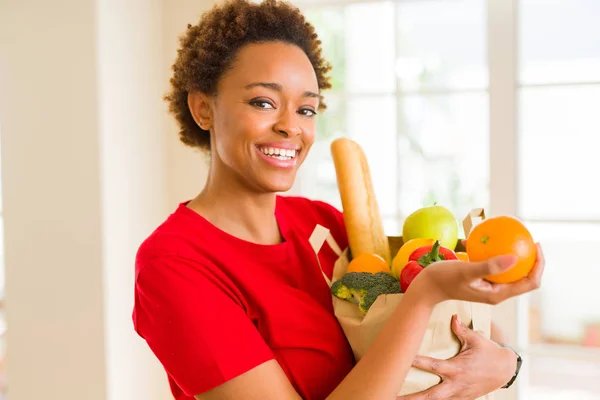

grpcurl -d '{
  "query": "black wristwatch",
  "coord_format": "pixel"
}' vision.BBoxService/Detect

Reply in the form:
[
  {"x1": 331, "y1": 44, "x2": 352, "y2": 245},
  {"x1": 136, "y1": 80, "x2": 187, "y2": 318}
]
[{"x1": 498, "y1": 343, "x2": 523, "y2": 389}]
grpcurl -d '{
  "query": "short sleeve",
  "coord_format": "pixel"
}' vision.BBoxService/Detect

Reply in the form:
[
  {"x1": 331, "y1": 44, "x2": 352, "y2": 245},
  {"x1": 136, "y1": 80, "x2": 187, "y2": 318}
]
[{"x1": 133, "y1": 256, "x2": 274, "y2": 396}]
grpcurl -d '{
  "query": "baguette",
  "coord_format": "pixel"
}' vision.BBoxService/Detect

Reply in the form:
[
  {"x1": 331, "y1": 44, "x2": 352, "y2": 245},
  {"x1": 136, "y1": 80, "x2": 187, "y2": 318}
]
[{"x1": 330, "y1": 137, "x2": 391, "y2": 265}]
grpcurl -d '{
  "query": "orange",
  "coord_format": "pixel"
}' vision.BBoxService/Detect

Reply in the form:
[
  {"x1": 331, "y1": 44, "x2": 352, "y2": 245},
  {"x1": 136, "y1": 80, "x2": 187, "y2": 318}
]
[
  {"x1": 466, "y1": 216, "x2": 537, "y2": 283},
  {"x1": 456, "y1": 252, "x2": 469, "y2": 262},
  {"x1": 391, "y1": 238, "x2": 435, "y2": 278},
  {"x1": 347, "y1": 253, "x2": 390, "y2": 274}
]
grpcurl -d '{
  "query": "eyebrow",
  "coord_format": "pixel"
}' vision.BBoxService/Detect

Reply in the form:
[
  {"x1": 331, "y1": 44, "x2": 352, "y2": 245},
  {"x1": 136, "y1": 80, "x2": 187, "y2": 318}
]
[{"x1": 244, "y1": 82, "x2": 320, "y2": 99}]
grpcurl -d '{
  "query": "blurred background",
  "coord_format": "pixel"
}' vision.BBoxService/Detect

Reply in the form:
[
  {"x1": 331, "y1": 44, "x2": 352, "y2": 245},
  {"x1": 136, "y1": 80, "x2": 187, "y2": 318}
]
[{"x1": 0, "y1": 0, "x2": 599, "y2": 399}]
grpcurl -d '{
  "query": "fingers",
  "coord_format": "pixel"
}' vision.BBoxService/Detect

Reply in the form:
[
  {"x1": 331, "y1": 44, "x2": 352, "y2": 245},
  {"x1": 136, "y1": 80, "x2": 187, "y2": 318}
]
[
  {"x1": 506, "y1": 243, "x2": 544, "y2": 295},
  {"x1": 493, "y1": 243, "x2": 546, "y2": 298},
  {"x1": 469, "y1": 255, "x2": 517, "y2": 279},
  {"x1": 450, "y1": 314, "x2": 470, "y2": 349},
  {"x1": 528, "y1": 243, "x2": 545, "y2": 287},
  {"x1": 412, "y1": 355, "x2": 453, "y2": 378},
  {"x1": 396, "y1": 383, "x2": 447, "y2": 400}
]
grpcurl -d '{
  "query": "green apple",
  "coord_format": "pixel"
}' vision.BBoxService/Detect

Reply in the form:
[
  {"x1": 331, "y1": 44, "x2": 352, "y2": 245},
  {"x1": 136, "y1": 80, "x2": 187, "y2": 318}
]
[{"x1": 402, "y1": 205, "x2": 459, "y2": 250}]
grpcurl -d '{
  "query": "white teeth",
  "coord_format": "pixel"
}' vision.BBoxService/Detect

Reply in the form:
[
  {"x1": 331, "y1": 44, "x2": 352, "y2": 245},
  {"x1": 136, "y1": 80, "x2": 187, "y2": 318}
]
[{"x1": 259, "y1": 147, "x2": 298, "y2": 160}]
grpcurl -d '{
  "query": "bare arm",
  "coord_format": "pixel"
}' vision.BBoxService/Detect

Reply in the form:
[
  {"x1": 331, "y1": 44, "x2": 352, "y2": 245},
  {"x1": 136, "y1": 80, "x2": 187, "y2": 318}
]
[
  {"x1": 196, "y1": 288, "x2": 436, "y2": 400},
  {"x1": 195, "y1": 359, "x2": 302, "y2": 400}
]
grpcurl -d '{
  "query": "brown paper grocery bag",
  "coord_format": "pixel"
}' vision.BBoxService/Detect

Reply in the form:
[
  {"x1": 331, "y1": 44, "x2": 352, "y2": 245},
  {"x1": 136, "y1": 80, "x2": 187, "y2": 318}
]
[{"x1": 309, "y1": 212, "x2": 495, "y2": 399}]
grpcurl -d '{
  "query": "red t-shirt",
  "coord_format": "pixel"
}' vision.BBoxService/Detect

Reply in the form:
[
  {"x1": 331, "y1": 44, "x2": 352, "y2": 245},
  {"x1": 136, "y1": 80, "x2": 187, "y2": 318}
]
[{"x1": 133, "y1": 195, "x2": 355, "y2": 399}]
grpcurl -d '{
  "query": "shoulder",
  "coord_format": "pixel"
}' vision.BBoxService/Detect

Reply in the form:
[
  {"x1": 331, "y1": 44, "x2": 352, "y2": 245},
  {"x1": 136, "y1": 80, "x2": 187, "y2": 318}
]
[
  {"x1": 134, "y1": 212, "x2": 244, "y2": 312},
  {"x1": 134, "y1": 203, "x2": 209, "y2": 277}
]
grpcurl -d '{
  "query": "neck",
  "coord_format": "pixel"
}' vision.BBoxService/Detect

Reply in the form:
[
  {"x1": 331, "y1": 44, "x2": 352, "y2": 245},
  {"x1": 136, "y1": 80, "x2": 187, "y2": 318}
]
[{"x1": 187, "y1": 159, "x2": 283, "y2": 245}]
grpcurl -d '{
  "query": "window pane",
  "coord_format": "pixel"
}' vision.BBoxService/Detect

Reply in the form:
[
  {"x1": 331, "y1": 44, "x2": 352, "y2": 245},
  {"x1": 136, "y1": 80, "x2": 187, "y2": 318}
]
[
  {"x1": 305, "y1": 2, "x2": 396, "y2": 94},
  {"x1": 397, "y1": 93, "x2": 489, "y2": 233},
  {"x1": 518, "y1": 86, "x2": 600, "y2": 220},
  {"x1": 396, "y1": 0, "x2": 487, "y2": 91},
  {"x1": 345, "y1": 2, "x2": 395, "y2": 93},
  {"x1": 525, "y1": 222, "x2": 600, "y2": 400},
  {"x1": 383, "y1": 216, "x2": 401, "y2": 238},
  {"x1": 520, "y1": 0, "x2": 600, "y2": 85},
  {"x1": 304, "y1": 7, "x2": 347, "y2": 92},
  {"x1": 317, "y1": 93, "x2": 346, "y2": 142},
  {"x1": 526, "y1": 222, "x2": 600, "y2": 346},
  {"x1": 347, "y1": 95, "x2": 397, "y2": 216},
  {"x1": 524, "y1": 356, "x2": 600, "y2": 399}
]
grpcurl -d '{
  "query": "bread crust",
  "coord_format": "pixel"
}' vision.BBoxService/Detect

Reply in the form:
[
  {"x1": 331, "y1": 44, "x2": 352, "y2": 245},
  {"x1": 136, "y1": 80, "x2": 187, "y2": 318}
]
[{"x1": 331, "y1": 138, "x2": 391, "y2": 265}]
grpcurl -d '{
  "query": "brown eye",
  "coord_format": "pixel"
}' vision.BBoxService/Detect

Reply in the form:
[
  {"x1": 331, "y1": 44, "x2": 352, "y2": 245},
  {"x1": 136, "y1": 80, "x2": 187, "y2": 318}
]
[
  {"x1": 299, "y1": 108, "x2": 317, "y2": 117},
  {"x1": 249, "y1": 99, "x2": 275, "y2": 109}
]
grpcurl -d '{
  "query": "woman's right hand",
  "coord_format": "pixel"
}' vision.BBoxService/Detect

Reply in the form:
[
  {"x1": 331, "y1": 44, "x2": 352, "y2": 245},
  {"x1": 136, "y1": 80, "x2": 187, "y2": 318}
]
[{"x1": 407, "y1": 243, "x2": 545, "y2": 306}]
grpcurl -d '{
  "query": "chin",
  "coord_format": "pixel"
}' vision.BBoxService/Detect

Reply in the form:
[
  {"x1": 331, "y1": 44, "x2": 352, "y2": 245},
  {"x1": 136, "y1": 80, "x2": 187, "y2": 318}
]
[{"x1": 259, "y1": 172, "x2": 297, "y2": 193}]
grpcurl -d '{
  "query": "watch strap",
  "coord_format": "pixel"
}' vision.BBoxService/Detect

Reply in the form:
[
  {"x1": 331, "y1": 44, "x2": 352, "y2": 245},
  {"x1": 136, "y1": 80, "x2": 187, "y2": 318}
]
[{"x1": 498, "y1": 343, "x2": 522, "y2": 389}]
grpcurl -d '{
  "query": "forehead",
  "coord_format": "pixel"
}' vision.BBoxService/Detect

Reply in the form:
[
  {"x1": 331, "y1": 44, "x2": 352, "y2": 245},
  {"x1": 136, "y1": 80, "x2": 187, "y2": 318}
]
[{"x1": 221, "y1": 41, "x2": 319, "y2": 91}]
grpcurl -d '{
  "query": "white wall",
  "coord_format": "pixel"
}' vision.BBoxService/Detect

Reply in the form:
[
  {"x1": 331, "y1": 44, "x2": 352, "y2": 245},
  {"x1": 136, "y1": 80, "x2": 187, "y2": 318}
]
[
  {"x1": 0, "y1": 0, "x2": 215, "y2": 399},
  {"x1": 96, "y1": 0, "x2": 172, "y2": 399}
]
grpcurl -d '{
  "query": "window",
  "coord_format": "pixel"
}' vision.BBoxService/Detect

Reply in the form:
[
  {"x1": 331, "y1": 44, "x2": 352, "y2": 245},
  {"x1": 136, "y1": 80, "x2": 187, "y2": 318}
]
[
  {"x1": 298, "y1": 0, "x2": 489, "y2": 238},
  {"x1": 517, "y1": 1, "x2": 600, "y2": 399},
  {"x1": 296, "y1": 0, "x2": 600, "y2": 399}
]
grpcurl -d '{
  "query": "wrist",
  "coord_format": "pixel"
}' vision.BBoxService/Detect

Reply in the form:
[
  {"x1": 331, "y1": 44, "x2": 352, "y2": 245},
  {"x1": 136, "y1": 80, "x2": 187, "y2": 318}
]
[
  {"x1": 404, "y1": 271, "x2": 444, "y2": 308},
  {"x1": 497, "y1": 343, "x2": 522, "y2": 389}
]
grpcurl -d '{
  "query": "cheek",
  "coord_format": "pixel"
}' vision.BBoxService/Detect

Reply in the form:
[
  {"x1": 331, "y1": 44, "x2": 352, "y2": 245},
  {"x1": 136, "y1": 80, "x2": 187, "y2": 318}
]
[
  {"x1": 302, "y1": 120, "x2": 317, "y2": 147},
  {"x1": 214, "y1": 110, "x2": 271, "y2": 163},
  {"x1": 304, "y1": 129, "x2": 316, "y2": 145}
]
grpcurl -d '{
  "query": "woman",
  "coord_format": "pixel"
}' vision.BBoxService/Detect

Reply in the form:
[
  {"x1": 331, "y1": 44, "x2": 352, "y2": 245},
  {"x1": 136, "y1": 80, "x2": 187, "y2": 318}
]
[{"x1": 132, "y1": 1, "x2": 544, "y2": 399}]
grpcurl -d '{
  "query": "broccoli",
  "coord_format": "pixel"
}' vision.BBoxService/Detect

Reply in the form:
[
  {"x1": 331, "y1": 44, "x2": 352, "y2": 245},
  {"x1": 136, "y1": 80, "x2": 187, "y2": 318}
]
[{"x1": 331, "y1": 272, "x2": 401, "y2": 313}]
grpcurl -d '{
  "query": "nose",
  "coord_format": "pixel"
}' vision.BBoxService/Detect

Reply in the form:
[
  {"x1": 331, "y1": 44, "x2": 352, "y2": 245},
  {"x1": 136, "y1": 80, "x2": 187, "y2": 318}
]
[{"x1": 273, "y1": 108, "x2": 302, "y2": 137}]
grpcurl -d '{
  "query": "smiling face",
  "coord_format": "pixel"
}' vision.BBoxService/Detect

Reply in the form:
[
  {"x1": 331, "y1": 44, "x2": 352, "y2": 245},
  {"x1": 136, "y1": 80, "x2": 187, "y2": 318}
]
[{"x1": 190, "y1": 41, "x2": 320, "y2": 193}]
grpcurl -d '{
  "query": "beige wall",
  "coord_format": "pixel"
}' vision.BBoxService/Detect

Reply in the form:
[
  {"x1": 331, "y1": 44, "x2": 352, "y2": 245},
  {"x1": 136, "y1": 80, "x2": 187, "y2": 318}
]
[
  {"x1": 0, "y1": 0, "x2": 216, "y2": 399},
  {"x1": 0, "y1": 0, "x2": 109, "y2": 399},
  {"x1": 162, "y1": 0, "x2": 218, "y2": 207},
  {"x1": 96, "y1": 1, "x2": 172, "y2": 399}
]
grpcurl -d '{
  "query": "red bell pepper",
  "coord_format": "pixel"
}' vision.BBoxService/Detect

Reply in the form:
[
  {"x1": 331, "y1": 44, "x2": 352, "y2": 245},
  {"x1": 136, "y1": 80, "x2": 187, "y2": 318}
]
[{"x1": 400, "y1": 240, "x2": 458, "y2": 292}]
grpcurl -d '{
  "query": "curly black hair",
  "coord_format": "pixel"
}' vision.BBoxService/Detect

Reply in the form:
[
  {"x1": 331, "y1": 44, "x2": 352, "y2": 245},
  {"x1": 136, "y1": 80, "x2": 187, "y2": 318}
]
[{"x1": 164, "y1": 0, "x2": 332, "y2": 151}]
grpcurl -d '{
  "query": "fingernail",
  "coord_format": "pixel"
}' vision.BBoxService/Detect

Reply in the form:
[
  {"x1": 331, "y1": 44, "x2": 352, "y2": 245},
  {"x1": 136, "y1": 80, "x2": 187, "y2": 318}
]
[
  {"x1": 456, "y1": 314, "x2": 462, "y2": 324},
  {"x1": 498, "y1": 255, "x2": 517, "y2": 270}
]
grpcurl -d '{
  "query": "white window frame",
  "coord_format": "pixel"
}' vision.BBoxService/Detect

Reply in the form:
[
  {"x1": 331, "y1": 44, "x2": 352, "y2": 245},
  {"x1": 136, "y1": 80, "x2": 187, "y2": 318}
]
[{"x1": 487, "y1": 1, "x2": 523, "y2": 399}]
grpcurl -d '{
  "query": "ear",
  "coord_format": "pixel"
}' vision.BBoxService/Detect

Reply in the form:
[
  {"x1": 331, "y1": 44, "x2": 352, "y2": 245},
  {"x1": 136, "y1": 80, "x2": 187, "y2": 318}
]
[{"x1": 188, "y1": 92, "x2": 213, "y2": 131}]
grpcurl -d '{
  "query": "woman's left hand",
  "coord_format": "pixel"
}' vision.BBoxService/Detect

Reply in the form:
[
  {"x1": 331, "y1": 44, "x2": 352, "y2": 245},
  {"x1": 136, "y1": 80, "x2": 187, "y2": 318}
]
[{"x1": 397, "y1": 314, "x2": 517, "y2": 400}]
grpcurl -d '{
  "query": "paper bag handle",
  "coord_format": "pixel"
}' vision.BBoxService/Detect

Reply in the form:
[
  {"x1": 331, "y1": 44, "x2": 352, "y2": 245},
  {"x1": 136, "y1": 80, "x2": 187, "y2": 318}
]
[
  {"x1": 462, "y1": 208, "x2": 486, "y2": 237},
  {"x1": 309, "y1": 224, "x2": 343, "y2": 288},
  {"x1": 462, "y1": 209, "x2": 491, "y2": 336}
]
